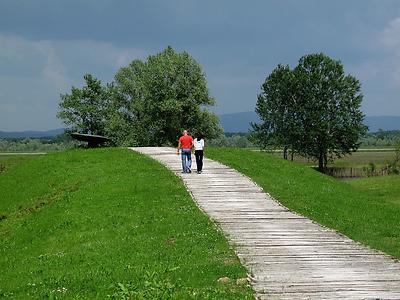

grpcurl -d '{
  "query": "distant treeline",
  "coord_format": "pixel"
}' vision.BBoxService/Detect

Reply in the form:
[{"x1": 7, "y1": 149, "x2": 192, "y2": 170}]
[
  {"x1": 208, "y1": 133, "x2": 255, "y2": 148},
  {"x1": 0, "y1": 134, "x2": 79, "y2": 152},
  {"x1": 360, "y1": 130, "x2": 400, "y2": 148},
  {"x1": 209, "y1": 130, "x2": 400, "y2": 149},
  {"x1": 1, "y1": 130, "x2": 399, "y2": 152}
]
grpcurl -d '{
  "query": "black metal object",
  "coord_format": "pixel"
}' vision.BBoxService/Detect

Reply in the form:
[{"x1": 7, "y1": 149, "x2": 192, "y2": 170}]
[{"x1": 70, "y1": 133, "x2": 111, "y2": 148}]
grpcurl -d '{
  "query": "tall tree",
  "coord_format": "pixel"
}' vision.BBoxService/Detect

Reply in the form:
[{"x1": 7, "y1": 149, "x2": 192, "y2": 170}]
[
  {"x1": 294, "y1": 53, "x2": 367, "y2": 171},
  {"x1": 107, "y1": 46, "x2": 222, "y2": 146},
  {"x1": 57, "y1": 74, "x2": 110, "y2": 135},
  {"x1": 253, "y1": 53, "x2": 368, "y2": 171},
  {"x1": 252, "y1": 64, "x2": 302, "y2": 159}
]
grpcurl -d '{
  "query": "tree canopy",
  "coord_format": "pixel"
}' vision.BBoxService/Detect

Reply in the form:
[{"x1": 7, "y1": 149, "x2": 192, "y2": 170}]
[
  {"x1": 57, "y1": 74, "x2": 110, "y2": 136},
  {"x1": 57, "y1": 47, "x2": 222, "y2": 146},
  {"x1": 252, "y1": 53, "x2": 368, "y2": 171}
]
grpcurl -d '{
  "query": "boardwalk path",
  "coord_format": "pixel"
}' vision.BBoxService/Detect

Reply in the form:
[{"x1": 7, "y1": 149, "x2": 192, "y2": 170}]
[{"x1": 131, "y1": 147, "x2": 400, "y2": 299}]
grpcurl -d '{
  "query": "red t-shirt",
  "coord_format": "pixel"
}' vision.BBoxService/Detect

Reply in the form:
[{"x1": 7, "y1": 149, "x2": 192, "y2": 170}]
[{"x1": 179, "y1": 135, "x2": 193, "y2": 149}]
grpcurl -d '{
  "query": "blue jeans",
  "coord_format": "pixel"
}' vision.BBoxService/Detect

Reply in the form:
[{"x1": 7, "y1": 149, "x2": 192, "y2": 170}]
[{"x1": 181, "y1": 149, "x2": 192, "y2": 172}]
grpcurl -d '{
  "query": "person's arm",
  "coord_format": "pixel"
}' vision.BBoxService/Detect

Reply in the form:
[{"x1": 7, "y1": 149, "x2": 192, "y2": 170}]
[
  {"x1": 190, "y1": 138, "x2": 194, "y2": 149},
  {"x1": 177, "y1": 140, "x2": 181, "y2": 154}
]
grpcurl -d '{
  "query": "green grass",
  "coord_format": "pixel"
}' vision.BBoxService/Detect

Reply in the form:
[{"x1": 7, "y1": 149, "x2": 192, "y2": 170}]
[
  {"x1": 0, "y1": 154, "x2": 42, "y2": 174},
  {"x1": 206, "y1": 148, "x2": 400, "y2": 258},
  {"x1": 330, "y1": 150, "x2": 395, "y2": 167},
  {"x1": 349, "y1": 176, "x2": 400, "y2": 207},
  {"x1": 271, "y1": 149, "x2": 396, "y2": 168},
  {"x1": 0, "y1": 148, "x2": 253, "y2": 299}
]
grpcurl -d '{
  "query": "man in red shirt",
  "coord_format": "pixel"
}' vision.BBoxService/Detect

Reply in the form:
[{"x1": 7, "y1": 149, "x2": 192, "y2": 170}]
[{"x1": 177, "y1": 129, "x2": 194, "y2": 173}]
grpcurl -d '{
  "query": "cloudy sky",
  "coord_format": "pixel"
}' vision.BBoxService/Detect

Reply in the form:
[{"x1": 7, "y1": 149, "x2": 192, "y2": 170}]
[{"x1": 1, "y1": 0, "x2": 400, "y2": 131}]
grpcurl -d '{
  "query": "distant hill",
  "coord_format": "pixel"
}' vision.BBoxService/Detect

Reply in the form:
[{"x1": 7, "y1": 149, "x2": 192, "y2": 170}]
[
  {"x1": 219, "y1": 112, "x2": 400, "y2": 133},
  {"x1": 0, "y1": 128, "x2": 65, "y2": 139},
  {"x1": 218, "y1": 112, "x2": 260, "y2": 133},
  {"x1": 363, "y1": 116, "x2": 400, "y2": 132}
]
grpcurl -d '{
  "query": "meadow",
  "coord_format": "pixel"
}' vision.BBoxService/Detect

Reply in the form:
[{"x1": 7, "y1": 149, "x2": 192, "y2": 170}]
[
  {"x1": 330, "y1": 149, "x2": 395, "y2": 167},
  {"x1": 270, "y1": 149, "x2": 395, "y2": 167},
  {"x1": 0, "y1": 149, "x2": 253, "y2": 299},
  {"x1": 268, "y1": 148, "x2": 398, "y2": 178},
  {"x1": 206, "y1": 148, "x2": 400, "y2": 259}
]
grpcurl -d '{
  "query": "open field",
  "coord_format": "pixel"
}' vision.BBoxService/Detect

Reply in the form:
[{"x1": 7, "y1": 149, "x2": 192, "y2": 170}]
[
  {"x1": 206, "y1": 148, "x2": 400, "y2": 259},
  {"x1": 268, "y1": 149, "x2": 398, "y2": 178},
  {"x1": 323, "y1": 149, "x2": 395, "y2": 168},
  {"x1": 0, "y1": 148, "x2": 253, "y2": 299},
  {"x1": 269, "y1": 149, "x2": 396, "y2": 168}
]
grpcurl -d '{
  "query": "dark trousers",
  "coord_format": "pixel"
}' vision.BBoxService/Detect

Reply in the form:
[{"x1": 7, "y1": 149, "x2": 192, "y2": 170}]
[{"x1": 195, "y1": 150, "x2": 204, "y2": 172}]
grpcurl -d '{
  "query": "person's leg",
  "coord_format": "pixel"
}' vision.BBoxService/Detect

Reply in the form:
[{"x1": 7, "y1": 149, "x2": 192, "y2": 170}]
[
  {"x1": 181, "y1": 150, "x2": 187, "y2": 172},
  {"x1": 195, "y1": 150, "x2": 201, "y2": 172},
  {"x1": 187, "y1": 150, "x2": 192, "y2": 172},
  {"x1": 199, "y1": 150, "x2": 203, "y2": 172},
  {"x1": 182, "y1": 149, "x2": 191, "y2": 172}
]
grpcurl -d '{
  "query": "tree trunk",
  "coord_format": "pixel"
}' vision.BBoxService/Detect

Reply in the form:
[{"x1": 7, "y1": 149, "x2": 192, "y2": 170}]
[
  {"x1": 283, "y1": 146, "x2": 288, "y2": 160},
  {"x1": 318, "y1": 151, "x2": 328, "y2": 172},
  {"x1": 318, "y1": 152, "x2": 324, "y2": 172}
]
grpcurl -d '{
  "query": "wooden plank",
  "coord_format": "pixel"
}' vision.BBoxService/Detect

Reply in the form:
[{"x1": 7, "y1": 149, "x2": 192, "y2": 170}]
[{"x1": 131, "y1": 147, "x2": 400, "y2": 299}]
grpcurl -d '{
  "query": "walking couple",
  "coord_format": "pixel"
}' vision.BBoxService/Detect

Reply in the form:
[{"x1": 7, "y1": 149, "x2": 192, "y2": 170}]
[{"x1": 177, "y1": 130, "x2": 205, "y2": 174}]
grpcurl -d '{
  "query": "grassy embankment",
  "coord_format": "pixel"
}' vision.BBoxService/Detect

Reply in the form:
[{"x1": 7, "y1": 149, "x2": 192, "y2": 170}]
[
  {"x1": 206, "y1": 148, "x2": 400, "y2": 258},
  {"x1": 0, "y1": 149, "x2": 253, "y2": 299},
  {"x1": 0, "y1": 154, "x2": 44, "y2": 174}
]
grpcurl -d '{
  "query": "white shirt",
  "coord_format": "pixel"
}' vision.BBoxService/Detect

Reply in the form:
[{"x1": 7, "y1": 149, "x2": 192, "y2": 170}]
[{"x1": 194, "y1": 138, "x2": 204, "y2": 150}]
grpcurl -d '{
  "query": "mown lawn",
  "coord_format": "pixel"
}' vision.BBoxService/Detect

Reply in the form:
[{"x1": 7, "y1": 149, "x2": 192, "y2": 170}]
[
  {"x1": 0, "y1": 148, "x2": 253, "y2": 299},
  {"x1": 206, "y1": 148, "x2": 400, "y2": 259}
]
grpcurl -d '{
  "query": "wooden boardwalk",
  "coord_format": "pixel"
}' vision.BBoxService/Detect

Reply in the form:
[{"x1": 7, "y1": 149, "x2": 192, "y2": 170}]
[{"x1": 131, "y1": 147, "x2": 400, "y2": 299}]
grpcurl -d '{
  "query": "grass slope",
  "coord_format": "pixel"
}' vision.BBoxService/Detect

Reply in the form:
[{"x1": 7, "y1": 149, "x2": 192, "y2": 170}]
[
  {"x1": 0, "y1": 148, "x2": 252, "y2": 299},
  {"x1": 206, "y1": 148, "x2": 400, "y2": 258}
]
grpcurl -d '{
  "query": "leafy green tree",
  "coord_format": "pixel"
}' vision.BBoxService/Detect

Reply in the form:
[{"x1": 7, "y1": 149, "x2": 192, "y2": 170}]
[
  {"x1": 57, "y1": 74, "x2": 110, "y2": 135},
  {"x1": 294, "y1": 53, "x2": 367, "y2": 171},
  {"x1": 253, "y1": 53, "x2": 368, "y2": 171},
  {"x1": 252, "y1": 64, "x2": 302, "y2": 159},
  {"x1": 107, "y1": 46, "x2": 222, "y2": 146}
]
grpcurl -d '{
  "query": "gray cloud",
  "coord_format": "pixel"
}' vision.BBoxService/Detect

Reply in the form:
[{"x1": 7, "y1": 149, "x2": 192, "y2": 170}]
[
  {"x1": 0, "y1": 33, "x2": 146, "y2": 130},
  {"x1": 0, "y1": 0, "x2": 400, "y2": 130}
]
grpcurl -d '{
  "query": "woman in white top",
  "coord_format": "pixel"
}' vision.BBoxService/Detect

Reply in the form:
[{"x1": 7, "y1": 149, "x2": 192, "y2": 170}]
[{"x1": 193, "y1": 133, "x2": 205, "y2": 174}]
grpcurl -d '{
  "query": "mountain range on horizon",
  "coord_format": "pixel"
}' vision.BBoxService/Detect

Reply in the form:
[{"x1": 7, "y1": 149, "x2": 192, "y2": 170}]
[
  {"x1": 0, "y1": 128, "x2": 65, "y2": 139},
  {"x1": 1, "y1": 114, "x2": 400, "y2": 138}
]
